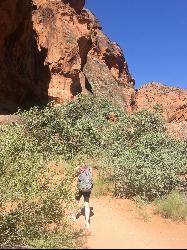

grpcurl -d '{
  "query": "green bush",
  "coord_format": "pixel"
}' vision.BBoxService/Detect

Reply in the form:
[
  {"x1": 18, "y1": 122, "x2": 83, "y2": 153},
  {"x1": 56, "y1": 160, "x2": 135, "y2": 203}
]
[
  {"x1": 155, "y1": 191, "x2": 187, "y2": 221},
  {"x1": 19, "y1": 94, "x2": 187, "y2": 202},
  {"x1": 0, "y1": 124, "x2": 79, "y2": 248},
  {"x1": 92, "y1": 177, "x2": 114, "y2": 197},
  {"x1": 112, "y1": 132, "x2": 187, "y2": 201}
]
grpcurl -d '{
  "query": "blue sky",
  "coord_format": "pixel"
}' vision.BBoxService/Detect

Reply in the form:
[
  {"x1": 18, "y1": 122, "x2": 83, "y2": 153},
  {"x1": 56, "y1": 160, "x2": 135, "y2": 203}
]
[{"x1": 85, "y1": 0, "x2": 187, "y2": 89}]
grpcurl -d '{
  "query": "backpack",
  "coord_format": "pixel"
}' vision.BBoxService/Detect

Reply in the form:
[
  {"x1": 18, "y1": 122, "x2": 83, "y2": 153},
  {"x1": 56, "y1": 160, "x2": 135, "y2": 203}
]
[{"x1": 77, "y1": 166, "x2": 93, "y2": 192}]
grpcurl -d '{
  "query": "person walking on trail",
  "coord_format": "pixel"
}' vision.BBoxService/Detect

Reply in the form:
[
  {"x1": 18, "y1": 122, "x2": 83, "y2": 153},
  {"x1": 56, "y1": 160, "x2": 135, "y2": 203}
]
[{"x1": 73, "y1": 163, "x2": 93, "y2": 229}]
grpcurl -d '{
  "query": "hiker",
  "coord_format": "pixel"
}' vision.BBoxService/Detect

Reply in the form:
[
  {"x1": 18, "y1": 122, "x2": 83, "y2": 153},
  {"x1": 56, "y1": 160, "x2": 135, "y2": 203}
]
[{"x1": 73, "y1": 163, "x2": 93, "y2": 229}]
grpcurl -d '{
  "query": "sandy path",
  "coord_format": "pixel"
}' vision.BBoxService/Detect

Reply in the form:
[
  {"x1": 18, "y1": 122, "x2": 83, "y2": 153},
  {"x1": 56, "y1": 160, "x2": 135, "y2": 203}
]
[{"x1": 75, "y1": 196, "x2": 187, "y2": 249}]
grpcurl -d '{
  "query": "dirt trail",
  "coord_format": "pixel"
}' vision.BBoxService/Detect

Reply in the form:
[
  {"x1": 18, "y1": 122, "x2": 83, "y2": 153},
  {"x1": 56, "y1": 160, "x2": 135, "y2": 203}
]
[{"x1": 75, "y1": 196, "x2": 187, "y2": 249}]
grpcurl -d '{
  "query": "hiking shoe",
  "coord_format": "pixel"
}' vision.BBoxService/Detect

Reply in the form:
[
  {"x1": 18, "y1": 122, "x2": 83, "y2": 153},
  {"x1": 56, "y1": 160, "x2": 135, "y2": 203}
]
[{"x1": 85, "y1": 221, "x2": 90, "y2": 229}]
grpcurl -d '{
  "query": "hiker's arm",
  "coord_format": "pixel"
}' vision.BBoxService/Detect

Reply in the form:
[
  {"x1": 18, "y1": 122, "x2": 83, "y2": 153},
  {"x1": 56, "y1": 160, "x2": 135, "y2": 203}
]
[{"x1": 75, "y1": 172, "x2": 80, "y2": 177}]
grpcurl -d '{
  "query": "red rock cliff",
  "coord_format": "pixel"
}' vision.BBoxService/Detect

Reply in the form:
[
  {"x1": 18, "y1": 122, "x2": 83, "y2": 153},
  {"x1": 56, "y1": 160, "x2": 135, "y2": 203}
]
[
  {"x1": 134, "y1": 82, "x2": 187, "y2": 123},
  {"x1": 0, "y1": 0, "x2": 135, "y2": 113},
  {"x1": 134, "y1": 82, "x2": 187, "y2": 139},
  {"x1": 32, "y1": 0, "x2": 135, "y2": 109}
]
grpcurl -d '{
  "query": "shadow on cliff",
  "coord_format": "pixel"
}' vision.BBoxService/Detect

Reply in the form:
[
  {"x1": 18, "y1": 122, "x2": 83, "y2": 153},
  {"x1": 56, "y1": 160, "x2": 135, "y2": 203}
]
[
  {"x1": 22, "y1": 42, "x2": 51, "y2": 110},
  {"x1": 0, "y1": 2, "x2": 51, "y2": 115},
  {"x1": 17, "y1": 31, "x2": 51, "y2": 112}
]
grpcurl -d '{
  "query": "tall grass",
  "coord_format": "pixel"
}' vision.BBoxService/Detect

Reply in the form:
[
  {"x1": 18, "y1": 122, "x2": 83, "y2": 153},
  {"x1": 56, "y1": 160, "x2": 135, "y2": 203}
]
[{"x1": 155, "y1": 191, "x2": 187, "y2": 221}]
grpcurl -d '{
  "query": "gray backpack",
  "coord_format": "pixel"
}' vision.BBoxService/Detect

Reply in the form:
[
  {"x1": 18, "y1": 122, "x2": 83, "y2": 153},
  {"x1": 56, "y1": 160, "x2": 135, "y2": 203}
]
[{"x1": 77, "y1": 167, "x2": 93, "y2": 192}]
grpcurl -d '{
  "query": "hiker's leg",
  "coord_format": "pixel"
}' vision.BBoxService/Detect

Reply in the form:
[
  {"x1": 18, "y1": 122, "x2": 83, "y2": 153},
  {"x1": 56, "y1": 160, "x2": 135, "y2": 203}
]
[
  {"x1": 84, "y1": 201, "x2": 90, "y2": 228},
  {"x1": 83, "y1": 192, "x2": 91, "y2": 228}
]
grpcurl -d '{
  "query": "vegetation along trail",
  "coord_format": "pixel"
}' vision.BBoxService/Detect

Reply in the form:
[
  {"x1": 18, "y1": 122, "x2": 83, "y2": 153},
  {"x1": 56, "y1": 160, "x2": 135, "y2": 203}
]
[{"x1": 74, "y1": 196, "x2": 187, "y2": 249}]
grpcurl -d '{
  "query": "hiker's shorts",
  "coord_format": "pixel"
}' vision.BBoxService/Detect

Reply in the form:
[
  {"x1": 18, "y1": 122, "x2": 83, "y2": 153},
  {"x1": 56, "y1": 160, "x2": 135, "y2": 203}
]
[{"x1": 75, "y1": 190, "x2": 91, "y2": 203}]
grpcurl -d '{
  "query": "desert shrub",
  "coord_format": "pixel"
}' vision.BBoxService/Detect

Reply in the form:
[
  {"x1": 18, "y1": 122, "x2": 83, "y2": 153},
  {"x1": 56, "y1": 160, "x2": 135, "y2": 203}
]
[
  {"x1": 130, "y1": 109, "x2": 165, "y2": 136},
  {"x1": 0, "y1": 186, "x2": 78, "y2": 249},
  {"x1": 154, "y1": 191, "x2": 187, "y2": 221},
  {"x1": 0, "y1": 124, "x2": 79, "y2": 248},
  {"x1": 61, "y1": 94, "x2": 123, "y2": 125},
  {"x1": 112, "y1": 131, "x2": 187, "y2": 201},
  {"x1": 92, "y1": 177, "x2": 114, "y2": 197},
  {"x1": 20, "y1": 95, "x2": 187, "y2": 201}
]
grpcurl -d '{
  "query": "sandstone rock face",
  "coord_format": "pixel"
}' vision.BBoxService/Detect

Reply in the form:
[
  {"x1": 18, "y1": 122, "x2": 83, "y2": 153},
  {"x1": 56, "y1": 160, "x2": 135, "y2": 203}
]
[
  {"x1": 134, "y1": 83, "x2": 187, "y2": 123},
  {"x1": 32, "y1": 0, "x2": 135, "y2": 109},
  {"x1": 134, "y1": 82, "x2": 187, "y2": 139},
  {"x1": 0, "y1": 0, "x2": 135, "y2": 113},
  {"x1": 166, "y1": 121, "x2": 187, "y2": 140}
]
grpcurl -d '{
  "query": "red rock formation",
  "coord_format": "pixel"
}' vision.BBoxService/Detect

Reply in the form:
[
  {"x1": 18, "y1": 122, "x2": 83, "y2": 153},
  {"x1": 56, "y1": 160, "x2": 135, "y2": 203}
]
[
  {"x1": 166, "y1": 121, "x2": 187, "y2": 140},
  {"x1": 32, "y1": 0, "x2": 135, "y2": 109},
  {"x1": 0, "y1": 0, "x2": 135, "y2": 113},
  {"x1": 134, "y1": 82, "x2": 187, "y2": 123},
  {"x1": 133, "y1": 82, "x2": 187, "y2": 139}
]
